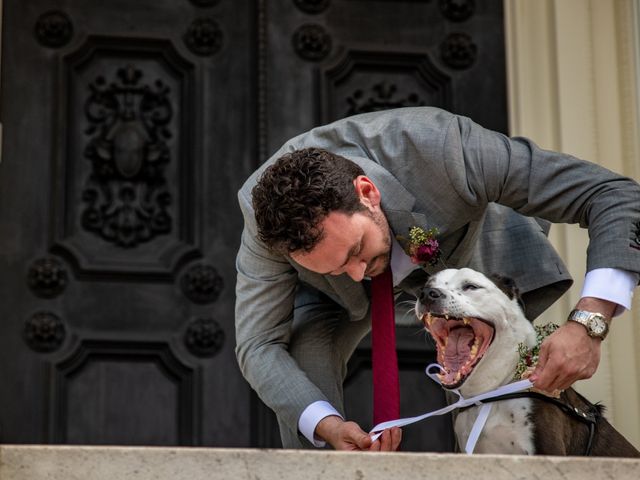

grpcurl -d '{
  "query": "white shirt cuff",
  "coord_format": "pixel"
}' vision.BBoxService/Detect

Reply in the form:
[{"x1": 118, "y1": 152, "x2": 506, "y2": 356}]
[
  {"x1": 298, "y1": 401, "x2": 343, "y2": 447},
  {"x1": 580, "y1": 268, "x2": 639, "y2": 316}
]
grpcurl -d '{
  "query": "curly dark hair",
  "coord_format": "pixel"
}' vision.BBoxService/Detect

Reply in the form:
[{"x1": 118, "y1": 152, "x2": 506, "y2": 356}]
[{"x1": 252, "y1": 148, "x2": 366, "y2": 254}]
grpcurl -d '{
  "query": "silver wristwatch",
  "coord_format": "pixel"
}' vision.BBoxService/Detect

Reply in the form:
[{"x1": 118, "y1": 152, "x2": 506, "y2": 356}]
[{"x1": 568, "y1": 309, "x2": 610, "y2": 340}]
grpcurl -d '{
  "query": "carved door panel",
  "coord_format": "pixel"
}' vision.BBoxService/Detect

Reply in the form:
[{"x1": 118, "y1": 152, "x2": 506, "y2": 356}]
[
  {"x1": 260, "y1": 0, "x2": 508, "y2": 451},
  {"x1": 1, "y1": 0, "x2": 508, "y2": 450},
  {"x1": 0, "y1": 0, "x2": 256, "y2": 445}
]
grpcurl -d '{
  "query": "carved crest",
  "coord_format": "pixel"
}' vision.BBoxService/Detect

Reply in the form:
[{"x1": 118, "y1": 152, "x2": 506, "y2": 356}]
[{"x1": 81, "y1": 66, "x2": 173, "y2": 247}]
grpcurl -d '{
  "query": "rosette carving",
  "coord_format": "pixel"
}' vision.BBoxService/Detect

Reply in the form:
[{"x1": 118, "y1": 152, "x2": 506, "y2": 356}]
[
  {"x1": 34, "y1": 10, "x2": 73, "y2": 48},
  {"x1": 440, "y1": 32, "x2": 477, "y2": 69},
  {"x1": 27, "y1": 257, "x2": 68, "y2": 298},
  {"x1": 180, "y1": 264, "x2": 224, "y2": 304},
  {"x1": 189, "y1": 0, "x2": 220, "y2": 6},
  {"x1": 346, "y1": 82, "x2": 425, "y2": 116},
  {"x1": 184, "y1": 317, "x2": 225, "y2": 357},
  {"x1": 293, "y1": 0, "x2": 331, "y2": 14},
  {"x1": 183, "y1": 17, "x2": 223, "y2": 56},
  {"x1": 292, "y1": 24, "x2": 332, "y2": 61},
  {"x1": 439, "y1": 0, "x2": 475, "y2": 22},
  {"x1": 81, "y1": 65, "x2": 173, "y2": 247},
  {"x1": 24, "y1": 312, "x2": 66, "y2": 353}
]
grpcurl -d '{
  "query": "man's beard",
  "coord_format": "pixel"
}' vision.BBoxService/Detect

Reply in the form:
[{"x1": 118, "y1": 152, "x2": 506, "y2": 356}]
[{"x1": 365, "y1": 208, "x2": 392, "y2": 276}]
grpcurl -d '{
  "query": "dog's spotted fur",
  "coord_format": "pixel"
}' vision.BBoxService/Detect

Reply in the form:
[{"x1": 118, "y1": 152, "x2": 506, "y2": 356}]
[{"x1": 415, "y1": 268, "x2": 640, "y2": 457}]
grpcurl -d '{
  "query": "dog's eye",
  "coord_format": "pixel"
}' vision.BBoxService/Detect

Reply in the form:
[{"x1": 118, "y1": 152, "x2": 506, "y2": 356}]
[{"x1": 462, "y1": 283, "x2": 480, "y2": 291}]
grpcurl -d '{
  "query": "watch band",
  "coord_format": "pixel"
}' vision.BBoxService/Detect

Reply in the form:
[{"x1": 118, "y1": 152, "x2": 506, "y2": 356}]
[{"x1": 568, "y1": 309, "x2": 610, "y2": 340}]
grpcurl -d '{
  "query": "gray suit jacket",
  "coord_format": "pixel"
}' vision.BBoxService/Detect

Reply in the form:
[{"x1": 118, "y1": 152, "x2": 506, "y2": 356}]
[{"x1": 235, "y1": 107, "x2": 640, "y2": 432}]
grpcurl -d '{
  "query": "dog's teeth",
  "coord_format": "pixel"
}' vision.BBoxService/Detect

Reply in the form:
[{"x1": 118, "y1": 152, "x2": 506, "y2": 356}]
[
  {"x1": 470, "y1": 343, "x2": 478, "y2": 358},
  {"x1": 445, "y1": 313, "x2": 449, "y2": 320},
  {"x1": 454, "y1": 371, "x2": 461, "y2": 381},
  {"x1": 463, "y1": 317, "x2": 470, "y2": 325},
  {"x1": 426, "y1": 312, "x2": 432, "y2": 326}
]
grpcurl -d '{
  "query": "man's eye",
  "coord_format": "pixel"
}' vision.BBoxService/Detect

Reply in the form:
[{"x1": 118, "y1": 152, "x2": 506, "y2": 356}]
[{"x1": 462, "y1": 283, "x2": 480, "y2": 291}]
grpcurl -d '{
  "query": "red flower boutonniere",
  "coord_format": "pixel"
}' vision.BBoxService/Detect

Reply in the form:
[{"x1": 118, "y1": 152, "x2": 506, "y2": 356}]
[{"x1": 398, "y1": 226, "x2": 441, "y2": 266}]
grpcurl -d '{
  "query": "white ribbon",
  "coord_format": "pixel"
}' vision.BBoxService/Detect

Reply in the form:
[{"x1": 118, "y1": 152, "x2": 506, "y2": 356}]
[{"x1": 370, "y1": 363, "x2": 533, "y2": 454}]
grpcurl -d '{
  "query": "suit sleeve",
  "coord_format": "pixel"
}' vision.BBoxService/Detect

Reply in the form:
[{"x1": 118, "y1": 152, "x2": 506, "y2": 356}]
[
  {"x1": 442, "y1": 114, "x2": 640, "y2": 275},
  {"x1": 234, "y1": 188, "x2": 330, "y2": 433}
]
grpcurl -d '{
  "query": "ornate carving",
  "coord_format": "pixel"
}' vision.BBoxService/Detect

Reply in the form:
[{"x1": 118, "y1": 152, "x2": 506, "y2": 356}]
[
  {"x1": 183, "y1": 17, "x2": 223, "y2": 56},
  {"x1": 439, "y1": 0, "x2": 475, "y2": 22},
  {"x1": 24, "y1": 312, "x2": 66, "y2": 353},
  {"x1": 292, "y1": 24, "x2": 332, "y2": 61},
  {"x1": 180, "y1": 264, "x2": 224, "y2": 304},
  {"x1": 321, "y1": 50, "x2": 451, "y2": 122},
  {"x1": 34, "y1": 10, "x2": 73, "y2": 48},
  {"x1": 293, "y1": 0, "x2": 331, "y2": 14},
  {"x1": 189, "y1": 0, "x2": 220, "y2": 6},
  {"x1": 184, "y1": 318, "x2": 225, "y2": 357},
  {"x1": 440, "y1": 32, "x2": 477, "y2": 69},
  {"x1": 346, "y1": 82, "x2": 426, "y2": 115},
  {"x1": 27, "y1": 257, "x2": 68, "y2": 298},
  {"x1": 81, "y1": 65, "x2": 173, "y2": 248}
]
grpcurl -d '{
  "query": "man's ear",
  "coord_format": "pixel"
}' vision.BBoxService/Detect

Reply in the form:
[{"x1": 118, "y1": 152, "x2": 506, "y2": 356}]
[{"x1": 353, "y1": 176, "x2": 381, "y2": 209}]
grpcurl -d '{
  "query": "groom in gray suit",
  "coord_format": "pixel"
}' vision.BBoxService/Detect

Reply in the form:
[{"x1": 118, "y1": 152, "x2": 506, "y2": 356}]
[{"x1": 235, "y1": 107, "x2": 640, "y2": 450}]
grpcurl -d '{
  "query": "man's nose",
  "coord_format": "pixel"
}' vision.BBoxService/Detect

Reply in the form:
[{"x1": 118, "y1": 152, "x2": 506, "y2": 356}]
[{"x1": 344, "y1": 259, "x2": 367, "y2": 282}]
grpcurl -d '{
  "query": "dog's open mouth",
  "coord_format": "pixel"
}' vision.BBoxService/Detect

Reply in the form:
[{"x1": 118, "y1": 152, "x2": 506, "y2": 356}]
[{"x1": 422, "y1": 313, "x2": 495, "y2": 389}]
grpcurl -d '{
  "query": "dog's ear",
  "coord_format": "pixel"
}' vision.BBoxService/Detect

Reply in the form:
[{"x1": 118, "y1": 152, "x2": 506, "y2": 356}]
[{"x1": 490, "y1": 274, "x2": 526, "y2": 315}]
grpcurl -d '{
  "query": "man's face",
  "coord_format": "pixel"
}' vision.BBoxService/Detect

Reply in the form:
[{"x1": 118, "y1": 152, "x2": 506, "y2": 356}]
[{"x1": 290, "y1": 207, "x2": 392, "y2": 282}]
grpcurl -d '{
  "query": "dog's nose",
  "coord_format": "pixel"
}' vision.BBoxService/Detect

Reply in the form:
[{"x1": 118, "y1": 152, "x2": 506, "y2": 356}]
[{"x1": 420, "y1": 287, "x2": 444, "y2": 303}]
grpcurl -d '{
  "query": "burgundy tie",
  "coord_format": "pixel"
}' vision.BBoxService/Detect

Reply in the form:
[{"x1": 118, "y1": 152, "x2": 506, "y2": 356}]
[{"x1": 370, "y1": 267, "x2": 400, "y2": 426}]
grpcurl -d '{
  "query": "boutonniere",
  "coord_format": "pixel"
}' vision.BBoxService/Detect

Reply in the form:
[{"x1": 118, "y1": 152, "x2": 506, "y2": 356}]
[
  {"x1": 397, "y1": 225, "x2": 441, "y2": 266},
  {"x1": 514, "y1": 322, "x2": 559, "y2": 382}
]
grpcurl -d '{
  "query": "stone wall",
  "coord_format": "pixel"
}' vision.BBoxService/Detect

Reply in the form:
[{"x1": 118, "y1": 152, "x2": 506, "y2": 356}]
[{"x1": 1, "y1": 446, "x2": 639, "y2": 480}]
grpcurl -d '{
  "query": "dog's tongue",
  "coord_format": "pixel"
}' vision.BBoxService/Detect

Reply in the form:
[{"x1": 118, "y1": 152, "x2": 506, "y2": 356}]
[{"x1": 443, "y1": 326, "x2": 474, "y2": 374}]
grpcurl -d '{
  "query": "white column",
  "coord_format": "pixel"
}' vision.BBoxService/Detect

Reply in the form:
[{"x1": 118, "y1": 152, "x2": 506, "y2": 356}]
[{"x1": 504, "y1": 0, "x2": 640, "y2": 449}]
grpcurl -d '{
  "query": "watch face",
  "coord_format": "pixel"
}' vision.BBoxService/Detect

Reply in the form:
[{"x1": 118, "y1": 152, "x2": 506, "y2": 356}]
[{"x1": 589, "y1": 317, "x2": 607, "y2": 336}]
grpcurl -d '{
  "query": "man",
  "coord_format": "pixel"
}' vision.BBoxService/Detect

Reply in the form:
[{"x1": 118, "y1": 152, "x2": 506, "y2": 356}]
[{"x1": 235, "y1": 107, "x2": 640, "y2": 451}]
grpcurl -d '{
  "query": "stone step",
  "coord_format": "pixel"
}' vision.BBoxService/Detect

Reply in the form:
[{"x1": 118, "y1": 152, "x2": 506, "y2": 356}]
[{"x1": 1, "y1": 445, "x2": 639, "y2": 480}]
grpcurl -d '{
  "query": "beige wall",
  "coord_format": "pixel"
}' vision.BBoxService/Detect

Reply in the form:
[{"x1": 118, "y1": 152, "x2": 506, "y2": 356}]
[{"x1": 505, "y1": 0, "x2": 640, "y2": 449}]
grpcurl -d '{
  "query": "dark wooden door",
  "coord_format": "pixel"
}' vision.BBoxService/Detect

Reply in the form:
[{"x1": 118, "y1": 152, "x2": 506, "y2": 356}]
[
  {"x1": 0, "y1": 0, "x2": 257, "y2": 446},
  {"x1": 261, "y1": 0, "x2": 508, "y2": 451},
  {"x1": 1, "y1": 0, "x2": 507, "y2": 450}
]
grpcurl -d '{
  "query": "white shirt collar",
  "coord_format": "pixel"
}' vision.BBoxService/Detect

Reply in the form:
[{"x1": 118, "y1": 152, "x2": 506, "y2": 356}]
[{"x1": 390, "y1": 236, "x2": 420, "y2": 287}]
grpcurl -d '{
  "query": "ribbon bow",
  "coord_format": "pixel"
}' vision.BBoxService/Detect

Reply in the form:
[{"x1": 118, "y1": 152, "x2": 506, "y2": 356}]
[{"x1": 370, "y1": 363, "x2": 533, "y2": 454}]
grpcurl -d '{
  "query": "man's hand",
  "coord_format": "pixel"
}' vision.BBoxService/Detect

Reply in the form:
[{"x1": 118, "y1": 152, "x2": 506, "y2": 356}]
[
  {"x1": 315, "y1": 415, "x2": 402, "y2": 451},
  {"x1": 530, "y1": 297, "x2": 615, "y2": 393}
]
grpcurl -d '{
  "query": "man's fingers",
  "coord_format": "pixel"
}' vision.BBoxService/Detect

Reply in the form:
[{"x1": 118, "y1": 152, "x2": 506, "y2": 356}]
[
  {"x1": 530, "y1": 340, "x2": 566, "y2": 393},
  {"x1": 529, "y1": 323, "x2": 602, "y2": 394},
  {"x1": 346, "y1": 424, "x2": 372, "y2": 450},
  {"x1": 378, "y1": 429, "x2": 391, "y2": 450},
  {"x1": 356, "y1": 433, "x2": 373, "y2": 450},
  {"x1": 529, "y1": 341, "x2": 548, "y2": 383},
  {"x1": 370, "y1": 428, "x2": 402, "y2": 451},
  {"x1": 369, "y1": 439, "x2": 381, "y2": 451},
  {"x1": 390, "y1": 427, "x2": 402, "y2": 450}
]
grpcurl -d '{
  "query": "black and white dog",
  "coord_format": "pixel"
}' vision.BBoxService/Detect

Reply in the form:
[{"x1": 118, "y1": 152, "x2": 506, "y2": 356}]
[{"x1": 415, "y1": 268, "x2": 640, "y2": 457}]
